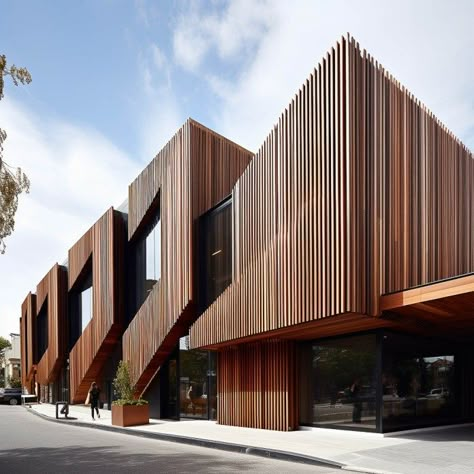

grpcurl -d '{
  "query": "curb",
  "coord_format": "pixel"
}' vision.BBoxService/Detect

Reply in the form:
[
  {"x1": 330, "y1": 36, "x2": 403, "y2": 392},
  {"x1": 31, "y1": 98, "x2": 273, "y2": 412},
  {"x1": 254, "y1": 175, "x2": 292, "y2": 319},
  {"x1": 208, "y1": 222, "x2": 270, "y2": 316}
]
[{"x1": 26, "y1": 407, "x2": 344, "y2": 469}]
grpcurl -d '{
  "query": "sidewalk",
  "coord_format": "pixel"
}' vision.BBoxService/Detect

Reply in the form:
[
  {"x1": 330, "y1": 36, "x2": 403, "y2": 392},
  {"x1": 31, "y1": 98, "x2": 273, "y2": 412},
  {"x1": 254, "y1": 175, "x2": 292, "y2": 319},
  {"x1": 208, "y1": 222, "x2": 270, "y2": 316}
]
[{"x1": 27, "y1": 404, "x2": 474, "y2": 474}]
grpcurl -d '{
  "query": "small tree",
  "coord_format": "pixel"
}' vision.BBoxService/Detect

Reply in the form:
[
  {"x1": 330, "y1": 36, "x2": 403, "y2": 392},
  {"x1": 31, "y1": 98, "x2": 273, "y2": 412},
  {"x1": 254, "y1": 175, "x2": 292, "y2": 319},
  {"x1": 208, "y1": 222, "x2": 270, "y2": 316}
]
[
  {"x1": 112, "y1": 360, "x2": 147, "y2": 406},
  {"x1": 0, "y1": 335, "x2": 11, "y2": 366}
]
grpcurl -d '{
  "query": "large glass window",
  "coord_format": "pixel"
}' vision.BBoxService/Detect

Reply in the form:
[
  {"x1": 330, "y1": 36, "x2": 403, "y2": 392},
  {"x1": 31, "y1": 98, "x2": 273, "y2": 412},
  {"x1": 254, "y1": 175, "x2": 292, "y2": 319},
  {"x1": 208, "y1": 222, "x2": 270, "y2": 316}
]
[
  {"x1": 133, "y1": 205, "x2": 161, "y2": 312},
  {"x1": 81, "y1": 285, "x2": 93, "y2": 331},
  {"x1": 200, "y1": 198, "x2": 232, "y2": 310},
  {"x1": 179, "y1": 336, "x2": 217, "y2": 420},
  {"x1": 300, "y1": 334, "x2": 377, "y2": 431},
  {"x1": 146, "y1": 216, "x2": 161, "y2": 283},
  {"x1": 382, "y1": 332, "x2": 457, "y2": 432},
  {"x1": 36, "y1": 300, "x2": 48, "y2": 361}
]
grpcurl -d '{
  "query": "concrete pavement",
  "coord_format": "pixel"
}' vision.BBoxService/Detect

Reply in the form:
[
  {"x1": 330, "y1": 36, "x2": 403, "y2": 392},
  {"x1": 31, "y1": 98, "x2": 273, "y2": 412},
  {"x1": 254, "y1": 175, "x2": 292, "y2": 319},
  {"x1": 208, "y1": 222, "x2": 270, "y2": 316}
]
[
  {"x1": 0, "y1": 405, "x2": 339, "y2": 473},
  {"x1": 24, "y1": 403, "x2": 474, "y2": 473}
]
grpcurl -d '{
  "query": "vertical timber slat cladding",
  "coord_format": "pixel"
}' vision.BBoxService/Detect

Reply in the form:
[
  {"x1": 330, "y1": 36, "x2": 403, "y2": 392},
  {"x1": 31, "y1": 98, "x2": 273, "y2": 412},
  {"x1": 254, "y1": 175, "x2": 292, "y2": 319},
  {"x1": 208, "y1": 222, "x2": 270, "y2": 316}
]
[
  {"x1": 218, "y1": 341, "x2": 297, "y2": 431},
  {"x1": 68, "y1": 208, "x2": 125, "y2": 403},
  {"x1": 190, "y1": 34, "x2": 474, "y2": 349},
  {"x1": 35, "y1": 264, "x2": 68, "y2": 386},
  {"x1": 20, "y1": 293, "x2": 36, "y2": 391},
  {"x1": 123, "y1": 119, "x2": 252, "y2": 395}
]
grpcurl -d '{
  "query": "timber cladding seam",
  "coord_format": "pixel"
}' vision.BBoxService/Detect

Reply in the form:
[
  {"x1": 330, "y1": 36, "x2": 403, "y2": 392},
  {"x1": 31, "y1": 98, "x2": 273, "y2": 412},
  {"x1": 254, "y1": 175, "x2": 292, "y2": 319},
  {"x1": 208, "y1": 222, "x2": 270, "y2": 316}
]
[
  {"x1": 189, "y1": 34, "x2": 474, "y2": 349},
  {"x1": 123, "y1": 119, "x2": 252, "y2": 395}
]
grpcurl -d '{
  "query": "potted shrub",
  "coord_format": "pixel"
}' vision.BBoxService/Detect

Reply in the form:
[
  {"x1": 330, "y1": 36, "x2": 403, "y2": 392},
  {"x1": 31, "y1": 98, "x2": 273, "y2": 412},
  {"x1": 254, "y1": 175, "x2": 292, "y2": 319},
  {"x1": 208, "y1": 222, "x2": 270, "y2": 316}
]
[{"x1": 111, "y1": 360, "x2": 149, "y2": 427}]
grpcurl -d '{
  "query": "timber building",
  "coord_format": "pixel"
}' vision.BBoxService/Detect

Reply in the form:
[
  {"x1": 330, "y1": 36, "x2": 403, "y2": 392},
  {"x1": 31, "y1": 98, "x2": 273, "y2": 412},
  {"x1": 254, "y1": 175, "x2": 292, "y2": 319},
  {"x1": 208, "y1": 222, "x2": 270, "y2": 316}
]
[{"x1": 21, "y1": 35, "x2": 474, "y2": 433}]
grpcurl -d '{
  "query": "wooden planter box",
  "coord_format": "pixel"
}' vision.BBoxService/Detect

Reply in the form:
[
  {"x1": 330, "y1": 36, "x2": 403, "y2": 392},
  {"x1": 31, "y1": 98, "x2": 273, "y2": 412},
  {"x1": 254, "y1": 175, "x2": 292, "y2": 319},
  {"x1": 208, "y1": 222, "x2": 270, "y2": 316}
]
[{"x1": 111, "y1": 404, "x2": 149, "y2": 427}]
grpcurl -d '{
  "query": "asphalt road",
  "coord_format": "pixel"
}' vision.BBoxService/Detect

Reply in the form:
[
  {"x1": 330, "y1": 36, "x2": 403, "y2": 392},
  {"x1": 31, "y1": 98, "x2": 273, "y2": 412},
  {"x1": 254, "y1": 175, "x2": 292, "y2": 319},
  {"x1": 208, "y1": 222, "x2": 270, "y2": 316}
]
[{"x1": 0, "y1": 406, "x2": 340, "y2": 473}]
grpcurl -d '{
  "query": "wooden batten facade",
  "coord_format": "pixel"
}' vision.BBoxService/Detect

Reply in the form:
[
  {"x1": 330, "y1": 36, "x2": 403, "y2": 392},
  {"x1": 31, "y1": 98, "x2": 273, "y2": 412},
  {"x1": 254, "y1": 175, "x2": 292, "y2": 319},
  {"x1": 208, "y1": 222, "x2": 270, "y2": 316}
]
[
  {"x1": 123, "y1": 119, "x2": 252, "y2": 395},
  {"x1": 20, "y1": 292, "x2": 36, "y2": 392},
  {"x1": 35, "y1": 264, "x2": 68, "y2": 387},
  {"x1": 68, "y1": 208, "x2": 125, "y2": 403},
  {"x1": 18, "y1": 34, "x2": 473, "y2": 433},
  {"x1": 218, "y1": 340, "x2": 297, "y2": 431},
  {"x1": 190, "y1": 35, "x2": 474, "y2": 350}
]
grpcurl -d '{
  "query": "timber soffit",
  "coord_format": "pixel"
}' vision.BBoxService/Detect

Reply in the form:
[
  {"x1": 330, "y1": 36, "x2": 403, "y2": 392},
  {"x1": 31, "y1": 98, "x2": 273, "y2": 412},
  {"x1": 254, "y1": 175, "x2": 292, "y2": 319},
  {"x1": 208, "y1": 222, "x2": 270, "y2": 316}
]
[{"x1": 189, "y1": 34, "x2": 474, "y2": 349}]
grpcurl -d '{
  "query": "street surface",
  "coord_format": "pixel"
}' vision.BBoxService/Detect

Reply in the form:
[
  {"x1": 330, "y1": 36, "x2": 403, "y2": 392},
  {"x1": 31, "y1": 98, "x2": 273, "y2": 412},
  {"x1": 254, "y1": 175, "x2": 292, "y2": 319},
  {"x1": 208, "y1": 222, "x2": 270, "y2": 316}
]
[{"x1": 0, "y1": 406, "x2": 340, "y2": 473}]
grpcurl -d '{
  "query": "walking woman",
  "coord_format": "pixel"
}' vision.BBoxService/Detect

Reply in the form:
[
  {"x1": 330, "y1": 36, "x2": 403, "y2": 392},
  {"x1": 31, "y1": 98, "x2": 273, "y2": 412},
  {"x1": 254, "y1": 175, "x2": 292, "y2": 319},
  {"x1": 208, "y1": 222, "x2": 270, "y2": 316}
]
[{"x1": 86, "y1": 382, "x2": 101, "y2": 420}]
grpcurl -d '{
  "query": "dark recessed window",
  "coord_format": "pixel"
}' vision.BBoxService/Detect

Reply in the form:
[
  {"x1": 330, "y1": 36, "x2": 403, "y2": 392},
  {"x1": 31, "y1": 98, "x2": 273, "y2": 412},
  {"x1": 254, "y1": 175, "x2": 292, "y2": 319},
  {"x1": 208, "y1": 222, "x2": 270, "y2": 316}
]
[
  {"x1": 69, "y1": 268, "x2": 92, "y2": 350},
  {"x1": 134, "y1": 202, "x2": 161, "y2": 311},
  {"x1": 199, "y1": 198, "x2": 232, "y2": 311},
  {"x1": 36, "y1": 299, "x2": 48, "y2": 361},
  {"x1": 146, "y1": 213, "x2": 161, "y2": 284}
]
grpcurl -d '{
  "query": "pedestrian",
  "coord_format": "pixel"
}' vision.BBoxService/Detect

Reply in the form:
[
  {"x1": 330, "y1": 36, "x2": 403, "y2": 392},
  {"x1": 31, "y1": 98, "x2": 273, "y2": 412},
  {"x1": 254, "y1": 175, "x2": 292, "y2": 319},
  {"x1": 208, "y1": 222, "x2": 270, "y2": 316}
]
[{"x1": 86, "y1": 382, "x2": 101, "y2": 420}]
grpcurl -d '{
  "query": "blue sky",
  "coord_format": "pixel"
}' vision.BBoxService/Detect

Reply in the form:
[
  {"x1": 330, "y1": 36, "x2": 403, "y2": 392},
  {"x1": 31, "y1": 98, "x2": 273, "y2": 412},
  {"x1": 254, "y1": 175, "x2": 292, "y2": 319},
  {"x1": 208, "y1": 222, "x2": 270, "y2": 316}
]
[{"x1": 1, "y1": 0, "x2": 473, "y2": 336}]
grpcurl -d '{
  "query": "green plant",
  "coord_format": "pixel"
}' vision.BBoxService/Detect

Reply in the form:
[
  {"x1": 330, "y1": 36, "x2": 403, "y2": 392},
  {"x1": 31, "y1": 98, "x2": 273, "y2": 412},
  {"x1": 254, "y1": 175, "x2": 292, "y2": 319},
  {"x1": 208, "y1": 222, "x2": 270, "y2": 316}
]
[{"x1": 112, "y1": 360, "x2": 148, "y2": 406}]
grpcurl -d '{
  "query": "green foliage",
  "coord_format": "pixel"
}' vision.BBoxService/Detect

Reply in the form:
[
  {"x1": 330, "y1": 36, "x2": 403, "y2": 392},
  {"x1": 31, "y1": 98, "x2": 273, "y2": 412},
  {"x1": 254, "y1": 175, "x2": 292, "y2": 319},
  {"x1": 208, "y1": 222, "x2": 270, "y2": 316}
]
[
  {"x1": 0, "y1": 54, "x2": 31, "y2": 254},
  {"x1": 0, "y1": 336, "x2": 11, "y2": 366},
  {"x1": 113, "y1": 398, "x2": 148, "y2": 406},
  {"x1": 112, "y1": 360, "x2": 148, "y2": 406},
  {"x1": 0, "y1": 336, "x2": 11, "y2": 353},
  {"x1": 7, "y1": 376, "x2": 21, "y2": 388}
]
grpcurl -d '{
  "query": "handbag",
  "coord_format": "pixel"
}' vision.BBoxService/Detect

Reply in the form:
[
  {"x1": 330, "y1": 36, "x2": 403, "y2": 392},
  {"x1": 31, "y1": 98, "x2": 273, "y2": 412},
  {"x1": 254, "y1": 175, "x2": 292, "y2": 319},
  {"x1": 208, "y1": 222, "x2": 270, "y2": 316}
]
[{"x1": 85, "y1": 392, "x2": 90, "y2": 405}]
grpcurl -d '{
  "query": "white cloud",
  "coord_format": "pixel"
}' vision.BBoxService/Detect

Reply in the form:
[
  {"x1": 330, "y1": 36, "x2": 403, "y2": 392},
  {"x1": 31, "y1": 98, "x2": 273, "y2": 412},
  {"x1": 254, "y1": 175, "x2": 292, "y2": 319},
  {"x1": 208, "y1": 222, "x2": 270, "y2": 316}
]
[
  {"x1": 172, "y1": 0, "x2": 273, "y2": 72},
  {"x1": 137, "y1": 42, "x2": 184, "y2": 161},
  {"x1": 0, "y1": 98, "x2": 141, "y2": 336},
  {"x1": 177, "y1": 0, "x2": 474, "y2": 152}
]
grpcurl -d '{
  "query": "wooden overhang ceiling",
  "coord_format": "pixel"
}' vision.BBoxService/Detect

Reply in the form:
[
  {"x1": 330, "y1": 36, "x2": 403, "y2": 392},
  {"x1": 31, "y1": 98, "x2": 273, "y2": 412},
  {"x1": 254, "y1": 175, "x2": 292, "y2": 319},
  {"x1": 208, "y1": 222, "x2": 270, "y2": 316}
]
[{"x1": 380, "y1": 274, "x2": 474, "y2": 339}]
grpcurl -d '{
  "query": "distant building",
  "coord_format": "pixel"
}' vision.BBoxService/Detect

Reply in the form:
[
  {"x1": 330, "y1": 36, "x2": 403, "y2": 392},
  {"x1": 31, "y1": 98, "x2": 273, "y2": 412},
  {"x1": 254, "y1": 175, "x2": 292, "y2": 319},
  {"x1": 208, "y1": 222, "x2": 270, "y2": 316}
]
[{"x1": 1, "y1": 333, "x2": 21, "y2": 387}]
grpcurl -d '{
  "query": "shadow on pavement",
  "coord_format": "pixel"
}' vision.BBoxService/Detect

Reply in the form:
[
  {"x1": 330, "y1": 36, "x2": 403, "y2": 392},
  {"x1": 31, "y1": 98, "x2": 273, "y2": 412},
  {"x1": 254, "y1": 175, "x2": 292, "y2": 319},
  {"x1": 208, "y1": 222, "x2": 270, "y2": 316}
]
[
  {"x1": 0, "y1": 444, "x2": 263, "y2": 473},
  {"x1": 394, "y1": 425, "x2": 474, "y2": 442}
]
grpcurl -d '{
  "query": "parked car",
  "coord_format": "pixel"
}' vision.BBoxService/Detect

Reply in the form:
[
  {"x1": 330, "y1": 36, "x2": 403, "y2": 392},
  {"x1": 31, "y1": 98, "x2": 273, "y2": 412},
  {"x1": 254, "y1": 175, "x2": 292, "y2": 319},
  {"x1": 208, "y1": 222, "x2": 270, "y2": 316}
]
[
  {"x1": 426, "y1": 388, "x2": 449, "y2": 399},
  {"x1": 0, "y1": 388, "x2": 22, "y2": 405}
]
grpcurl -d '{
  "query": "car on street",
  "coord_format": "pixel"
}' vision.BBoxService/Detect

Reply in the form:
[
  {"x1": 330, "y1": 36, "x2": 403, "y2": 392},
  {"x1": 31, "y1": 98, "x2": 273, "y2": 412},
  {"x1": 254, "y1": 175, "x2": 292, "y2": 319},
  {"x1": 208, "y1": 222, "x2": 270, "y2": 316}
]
[{"x1": 0, "y1": 388, "x2": 22, "y2": 405}]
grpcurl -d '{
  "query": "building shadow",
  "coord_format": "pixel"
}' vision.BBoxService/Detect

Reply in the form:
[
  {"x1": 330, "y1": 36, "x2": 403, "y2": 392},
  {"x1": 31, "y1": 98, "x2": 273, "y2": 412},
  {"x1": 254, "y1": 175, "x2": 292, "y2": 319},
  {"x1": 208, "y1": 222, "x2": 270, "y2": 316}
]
[{"x1": 0, "y1": 444, "x2": 263, "y2": 473}]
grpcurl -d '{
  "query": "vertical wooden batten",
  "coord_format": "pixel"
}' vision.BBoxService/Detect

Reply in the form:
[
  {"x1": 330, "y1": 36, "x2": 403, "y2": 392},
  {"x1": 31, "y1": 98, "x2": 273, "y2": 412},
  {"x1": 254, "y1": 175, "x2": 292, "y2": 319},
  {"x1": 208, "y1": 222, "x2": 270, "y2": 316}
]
[
  {"x1": 20, "y1": 292, "x2": 37, "y2": 392},
  {"x1": 68, "y1": 207, "x2": 125, "y2": 403},
  {"x1": 35, "y1": 264, "x2": 68, "y2": 387},
  {"x1": 190, "y1": 35, "x2": 474, "y2": 349},
  {"x1": 123, "y1": 119, "x2": 253, "y2": 396}
]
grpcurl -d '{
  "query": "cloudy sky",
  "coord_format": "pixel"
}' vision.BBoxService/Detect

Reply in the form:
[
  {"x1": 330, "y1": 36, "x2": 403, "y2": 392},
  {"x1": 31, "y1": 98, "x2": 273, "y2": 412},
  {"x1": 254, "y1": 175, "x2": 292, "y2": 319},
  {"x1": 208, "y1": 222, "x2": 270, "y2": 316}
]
[{"x1": 0, "y1": 0, "x2": 473, "y2": 337}]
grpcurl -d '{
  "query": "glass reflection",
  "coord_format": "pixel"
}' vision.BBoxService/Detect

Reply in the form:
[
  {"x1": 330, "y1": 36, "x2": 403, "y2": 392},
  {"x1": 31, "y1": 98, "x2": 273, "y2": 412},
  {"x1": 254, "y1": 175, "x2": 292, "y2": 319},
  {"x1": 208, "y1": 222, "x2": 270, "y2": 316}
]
[
  {"x1": 200, "y1": 199, "x2": 232, "y2": 310},
  {"x1": 179, "y1": 336, "x2": 209, "y2": 419},
  {"x1": 382, "y1": 332, "x2": 456, "y2": 431},
  {"x1": 300, "y1": 334, "x2": 377, "y2": 430},
  {"x1": 81, "y1": 286, "x2": 93, "y2": 331}
]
